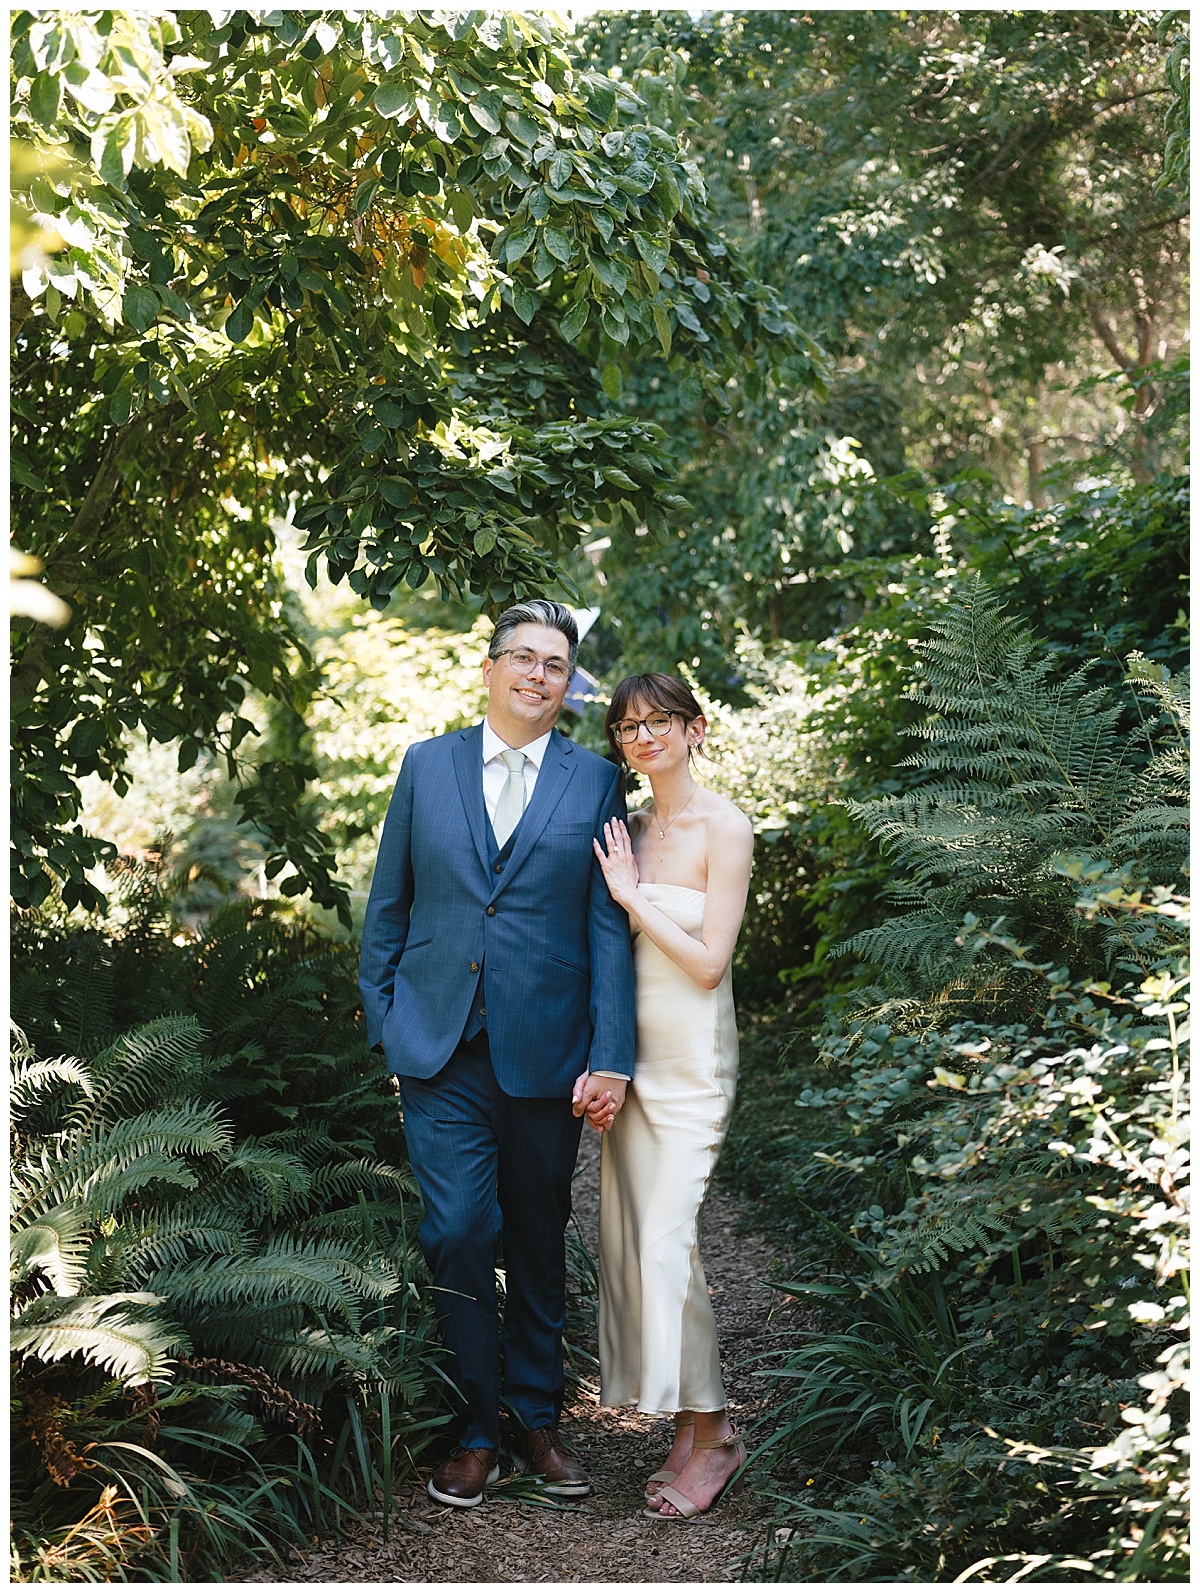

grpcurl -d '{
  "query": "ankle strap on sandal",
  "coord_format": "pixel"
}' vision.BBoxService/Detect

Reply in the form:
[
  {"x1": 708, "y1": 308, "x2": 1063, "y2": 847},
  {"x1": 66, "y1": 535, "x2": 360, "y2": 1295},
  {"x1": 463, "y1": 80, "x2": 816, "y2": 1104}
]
[{"x1": 693, "y1": 1427, "x2": 741, "y2": 1451}]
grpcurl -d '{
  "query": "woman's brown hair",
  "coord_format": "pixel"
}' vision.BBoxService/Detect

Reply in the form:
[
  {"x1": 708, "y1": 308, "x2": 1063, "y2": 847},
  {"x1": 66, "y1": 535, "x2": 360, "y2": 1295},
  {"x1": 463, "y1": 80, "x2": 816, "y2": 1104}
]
[{"x1": 604, "y1": 672, "x2": 708, "y2": 772}]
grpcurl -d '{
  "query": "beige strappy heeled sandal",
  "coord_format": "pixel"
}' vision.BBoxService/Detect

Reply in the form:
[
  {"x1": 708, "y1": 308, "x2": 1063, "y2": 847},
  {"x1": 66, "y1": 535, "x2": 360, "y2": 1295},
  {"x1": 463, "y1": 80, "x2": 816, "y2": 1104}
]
[
  {"x1": 644, "y1": 1417, "x2": 694, "y2": 1499},
  {"x1": 645, "y1": 1427, "x2": 746, "y2": 1521}
]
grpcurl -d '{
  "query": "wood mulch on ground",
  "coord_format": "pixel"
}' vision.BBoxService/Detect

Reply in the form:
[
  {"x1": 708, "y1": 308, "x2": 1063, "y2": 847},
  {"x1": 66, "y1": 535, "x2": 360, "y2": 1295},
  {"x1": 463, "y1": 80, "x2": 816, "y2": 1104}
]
[{"x1": 235, "y1": 1130, "x2": 810, "y2": 1585}]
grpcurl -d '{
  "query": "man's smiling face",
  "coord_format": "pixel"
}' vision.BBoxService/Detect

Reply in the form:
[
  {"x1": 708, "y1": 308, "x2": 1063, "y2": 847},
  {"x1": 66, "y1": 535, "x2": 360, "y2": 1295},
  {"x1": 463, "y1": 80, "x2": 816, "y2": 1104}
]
[{"x1": 482, "y1": 622, "x2": 572, "y2": 745}]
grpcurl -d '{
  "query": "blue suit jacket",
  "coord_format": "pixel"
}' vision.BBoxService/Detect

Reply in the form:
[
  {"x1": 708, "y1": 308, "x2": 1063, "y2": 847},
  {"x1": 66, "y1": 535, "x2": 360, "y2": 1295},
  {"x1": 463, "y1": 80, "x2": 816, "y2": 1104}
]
[{"x1": 359, "y1": 723, "x2": 636, "y2": 1097}]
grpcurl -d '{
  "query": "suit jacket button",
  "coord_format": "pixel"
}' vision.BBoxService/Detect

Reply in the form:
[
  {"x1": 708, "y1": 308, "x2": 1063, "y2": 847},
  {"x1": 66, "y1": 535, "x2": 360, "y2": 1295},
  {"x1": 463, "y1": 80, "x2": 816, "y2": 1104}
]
[
  {"x1": 486, "y1": 905, "x2": 496, "y2": 915},
  {"x1": 494, "y1": 862, "x2": 503, "y2": 873},
  {"x1": 479, "y1": 1007, "x2": 486, "y2": 1018},
  {"x1": 469, "y1": 962, "x2": 479, "y2": 973}
]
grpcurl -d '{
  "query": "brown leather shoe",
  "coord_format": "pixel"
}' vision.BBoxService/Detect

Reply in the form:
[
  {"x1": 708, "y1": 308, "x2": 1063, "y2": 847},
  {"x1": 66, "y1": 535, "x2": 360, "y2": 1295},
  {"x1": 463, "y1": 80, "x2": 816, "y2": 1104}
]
[
  {"x1": 427, "y1": 1446, "x2": 500, "y2": 1508},
  {"x1": 512, "y1": 1426, "x2": 591, "y2": 1497}
]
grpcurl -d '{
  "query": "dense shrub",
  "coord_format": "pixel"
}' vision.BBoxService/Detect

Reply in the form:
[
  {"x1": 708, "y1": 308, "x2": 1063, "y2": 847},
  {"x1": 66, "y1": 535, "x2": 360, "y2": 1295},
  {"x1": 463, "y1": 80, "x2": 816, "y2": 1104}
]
[
  {"x1": 9, "y1": 886, "x2": 448, "y2": 1582},
  {"x1": 720, "y1": 579, "x2": 1189, "y2": 1581},
  {"x1": 683, "y1": 473, "x2": 1189, "y2": 1019},
  {"x1": 11, "y1": 863, "x2": 402, "y2": 1154},
  {"x1": 741, "y1": 913, "x2": 1188, "y2": 1580}
]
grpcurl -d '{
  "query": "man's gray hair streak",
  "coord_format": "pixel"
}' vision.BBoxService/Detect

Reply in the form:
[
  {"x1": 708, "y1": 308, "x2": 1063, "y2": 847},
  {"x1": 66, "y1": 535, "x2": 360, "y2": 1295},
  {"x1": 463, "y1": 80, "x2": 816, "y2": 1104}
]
[{"x1": 489, "y1": 599, "x2": 579, "y2": 673}]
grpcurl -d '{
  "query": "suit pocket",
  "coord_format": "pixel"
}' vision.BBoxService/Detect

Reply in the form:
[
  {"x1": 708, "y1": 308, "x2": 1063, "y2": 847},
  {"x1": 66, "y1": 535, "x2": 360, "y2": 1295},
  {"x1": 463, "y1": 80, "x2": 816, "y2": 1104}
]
[
  {"x1": 402, "y1": 936, "x2": 433, "y2": 954},
  {"x1": 546, "y1": 821, "x2": 597, "y2": 849},
  {"x1": 548, "y1": 951, "x2": 588, "y2": 975}
]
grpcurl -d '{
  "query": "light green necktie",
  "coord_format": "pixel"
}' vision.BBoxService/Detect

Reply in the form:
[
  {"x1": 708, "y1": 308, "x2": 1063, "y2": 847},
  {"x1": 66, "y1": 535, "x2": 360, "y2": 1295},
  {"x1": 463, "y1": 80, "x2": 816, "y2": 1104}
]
[{"x1": 493, "y1": 746, "x2": 527, "y2": 849}]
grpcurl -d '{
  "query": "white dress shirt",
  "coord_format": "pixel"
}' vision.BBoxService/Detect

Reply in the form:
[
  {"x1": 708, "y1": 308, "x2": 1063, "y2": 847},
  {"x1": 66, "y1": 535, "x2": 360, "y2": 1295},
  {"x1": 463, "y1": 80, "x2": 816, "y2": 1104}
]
[
  {"x1": 479, "y1": 719, "x2": 630, "y2": 1083},
  {"x1": 481, "y1": 718, "x2": 551, "y2": 824}
]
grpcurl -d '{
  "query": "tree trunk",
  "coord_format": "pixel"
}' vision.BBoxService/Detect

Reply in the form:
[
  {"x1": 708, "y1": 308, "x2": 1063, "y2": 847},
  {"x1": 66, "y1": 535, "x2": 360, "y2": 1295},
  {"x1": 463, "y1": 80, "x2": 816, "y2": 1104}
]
[
  {"x1": 1087, "y1": 298, "x2": 1158, "y2": 482},
  {"x1": 1026, "y1": 435, "x2": 1046, "y2": 509}
]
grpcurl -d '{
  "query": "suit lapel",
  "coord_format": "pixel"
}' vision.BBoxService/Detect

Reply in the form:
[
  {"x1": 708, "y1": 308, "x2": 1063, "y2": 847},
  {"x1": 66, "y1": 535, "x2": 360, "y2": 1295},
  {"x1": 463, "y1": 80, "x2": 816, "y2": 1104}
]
[
  {"x1": 452, "y1": 724, "x2": 492, "y2": 877},
  {"x1": 493, "y1": 729, "x2": 577, "y2": 896}
]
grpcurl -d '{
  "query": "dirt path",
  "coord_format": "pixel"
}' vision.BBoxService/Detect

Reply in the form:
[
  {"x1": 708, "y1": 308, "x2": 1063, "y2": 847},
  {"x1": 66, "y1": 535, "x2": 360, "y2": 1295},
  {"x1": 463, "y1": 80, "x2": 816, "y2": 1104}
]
[{"x1": 237, "y1": 1131, "x2": 794, "y2": 1584}]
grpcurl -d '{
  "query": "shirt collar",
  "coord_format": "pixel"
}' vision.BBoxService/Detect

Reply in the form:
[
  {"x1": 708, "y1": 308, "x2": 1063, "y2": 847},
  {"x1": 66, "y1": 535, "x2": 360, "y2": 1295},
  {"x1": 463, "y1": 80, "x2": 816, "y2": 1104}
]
[{"x1": 482, "y1": 718, "x2": 553, "y2": 770}]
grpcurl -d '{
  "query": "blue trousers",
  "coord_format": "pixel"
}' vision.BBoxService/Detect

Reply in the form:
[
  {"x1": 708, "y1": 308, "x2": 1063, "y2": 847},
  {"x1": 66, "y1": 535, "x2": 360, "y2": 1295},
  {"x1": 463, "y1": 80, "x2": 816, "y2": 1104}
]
[{"x1": 399, "y1": 1031, "x2": 584, "y2": 1450}]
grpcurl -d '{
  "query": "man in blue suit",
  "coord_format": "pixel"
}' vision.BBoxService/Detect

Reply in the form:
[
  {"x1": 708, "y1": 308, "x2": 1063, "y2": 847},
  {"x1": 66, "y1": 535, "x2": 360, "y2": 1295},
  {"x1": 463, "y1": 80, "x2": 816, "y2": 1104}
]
[{"x1": 360, "y1": 599, "x2": 635, "y2": 1508}]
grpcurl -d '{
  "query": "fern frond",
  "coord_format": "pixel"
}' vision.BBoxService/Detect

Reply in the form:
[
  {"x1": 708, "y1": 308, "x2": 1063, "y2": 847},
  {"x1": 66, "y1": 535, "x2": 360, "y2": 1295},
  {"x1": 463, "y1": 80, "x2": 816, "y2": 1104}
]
[
  {"x1": 11, "y1": 1292, "x2": 188, "y2": 1385},
  {"x1": 11, "y1": 1103, "x2": 232, "y2": 1224},
  {"x1": 834, "y1": 577, "x2": 1189, "y2": 1014},
  {"x1": 897, "y1": 1210, "x2": 1012, "y2": 1274},
  {"x1": 109, "y1": 1211, "x2": 250, "y2": 1275},
  {"x1": 276, "y1": 1158, "x2": 416, "y2": 1216},
  {"x1": 220, "y1": 1142, "x2": 312, "y2": 1215},
  {"x1": 256, "y1": 1128, "x2": 346, "y2": 1165},
  {"x1": 10, "y1": 1205, "x2": 92, "y2": 1295},
  {"x1": 8, "y1": 1044, "x2": 94, "y2": 1122},
  {"x1": 81, "y1": 1016, "x2": 208, "y2": 1124},
  {"x1": 294, "y1": 1202, "x2": 414, "y2": 1248},
  {"x1": 149, "y1": 1238, "x2": 400, "y2": 1327},
  {"x1": 270, "y1": 1325, "x2": 394, "y2": 1381},
  {"x1": 839, "y1": 908, "x2": 967, "y2": 972},
  {"x1": 57, "y1": 937, "x2": 117, "y2": 1058}
]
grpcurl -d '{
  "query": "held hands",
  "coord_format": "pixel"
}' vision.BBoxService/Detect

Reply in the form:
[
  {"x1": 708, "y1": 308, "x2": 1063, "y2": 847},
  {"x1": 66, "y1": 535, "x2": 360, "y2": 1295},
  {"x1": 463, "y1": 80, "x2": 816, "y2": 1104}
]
[
  {"x1": 579, "y1": 820, "x2": 636, "y2": 1132},
  {"x1": 571, "y1": 1071, "x2": 627, "y2": 1134},
  {"x1": 593, "y1": 818, "x2": 640, "y2": 907}
]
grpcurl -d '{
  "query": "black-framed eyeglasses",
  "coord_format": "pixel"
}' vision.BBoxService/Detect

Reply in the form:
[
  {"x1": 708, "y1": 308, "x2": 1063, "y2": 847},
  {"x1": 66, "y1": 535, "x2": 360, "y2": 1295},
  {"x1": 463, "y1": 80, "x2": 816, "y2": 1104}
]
[
  {"x1": 493, "y1": 647, "x2": 571, "y2": 683},
  {"x1": 611, "y1": 711, "x2": 678, "y2": 745}
]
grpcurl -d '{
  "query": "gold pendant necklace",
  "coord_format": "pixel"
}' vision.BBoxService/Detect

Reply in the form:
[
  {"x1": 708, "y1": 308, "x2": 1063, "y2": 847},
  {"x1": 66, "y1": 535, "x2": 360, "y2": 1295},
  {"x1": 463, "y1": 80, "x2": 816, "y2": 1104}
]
[{"x1": 653, "y1": 782, "x2": 697, "y2": 840}]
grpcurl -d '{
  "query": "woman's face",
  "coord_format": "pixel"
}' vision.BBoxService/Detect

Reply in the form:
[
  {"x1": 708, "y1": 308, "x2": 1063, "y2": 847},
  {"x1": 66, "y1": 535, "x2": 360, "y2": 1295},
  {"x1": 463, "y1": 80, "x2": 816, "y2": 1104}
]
[{"x1": 612, "y1": 697, "x2": 704, "y2": 777}]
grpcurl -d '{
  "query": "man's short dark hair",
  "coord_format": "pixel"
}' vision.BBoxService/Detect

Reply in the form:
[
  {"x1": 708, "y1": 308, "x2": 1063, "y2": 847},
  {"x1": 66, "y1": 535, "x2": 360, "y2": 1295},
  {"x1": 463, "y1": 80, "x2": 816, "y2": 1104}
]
[{"x1": 489, "y1": 600, "x2": 579, "y2": 673}]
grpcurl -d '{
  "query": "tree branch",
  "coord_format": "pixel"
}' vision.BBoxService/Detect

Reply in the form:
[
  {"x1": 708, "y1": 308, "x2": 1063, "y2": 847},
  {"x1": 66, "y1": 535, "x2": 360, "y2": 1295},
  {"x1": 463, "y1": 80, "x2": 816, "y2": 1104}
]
[
  {"x1": 1094, "y1": 87, "x2": 1170, "y2": 112},
  {"x1": 1088, "y1": 301, "x2": 1134, "y2": 370},
  {"x1": 1135, "y1": 210, "x2": 1190, "y2": 236}
]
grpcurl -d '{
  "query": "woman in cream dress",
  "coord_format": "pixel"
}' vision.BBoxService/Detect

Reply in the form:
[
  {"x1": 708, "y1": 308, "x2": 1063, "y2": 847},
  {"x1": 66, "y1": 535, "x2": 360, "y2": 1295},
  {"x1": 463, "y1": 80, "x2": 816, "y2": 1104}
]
[{"x1": 575, "y1": 672, "x2": 753, "y2": 1521}]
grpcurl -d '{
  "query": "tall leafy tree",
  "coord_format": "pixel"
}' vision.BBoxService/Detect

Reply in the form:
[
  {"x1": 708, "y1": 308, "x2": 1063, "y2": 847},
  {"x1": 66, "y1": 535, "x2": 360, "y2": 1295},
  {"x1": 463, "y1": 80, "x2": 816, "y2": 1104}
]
[
  {"x1": 576, "y1": 9, "x2": 1188, "y2": 686},
  {"x1": 10, "y1": 9, "x2": 811, "y2": 913}
]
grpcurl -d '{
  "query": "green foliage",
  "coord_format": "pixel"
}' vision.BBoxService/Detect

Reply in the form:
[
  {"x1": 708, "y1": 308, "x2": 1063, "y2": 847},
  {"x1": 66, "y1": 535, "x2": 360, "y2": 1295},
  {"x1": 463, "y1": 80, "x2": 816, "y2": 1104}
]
[
  {"x1": 1158, "y1": 12, "x2": 1190, "y2": 192},
  {"x1": 836, "y1": 580, "x2": 1188, "y2": 1013},
  {"x1": 9, "y1": 15, "x2": 1192, "y2": 1583},
  {"x1": 9, "y1": 894, "x2": 447, "y2": 1582},
  {"x1": 719, "y1": 574, "x2": 1190, "y2": 1581},
  {"x1": 909, "y1": 472, "x2": 1190, "y2": 677},
  {"x1": 688, "y1": 633, "x2": 913, "y2": 1014},
  {"x1": 75, "y1": 599, "x2": 495, "y2": 934},
  {"x1": 10, "y1": 7, "x2": 813, "y2": 920},
  {"x1": 682, "y1": 9, "x2": 1188, "y2": 463},
  {"x1": 304, "y1": 610, "x2": 491, "y2": 915},
  {"x1": 747, "y1": 1421, "x2": 1187, "y2": 1584},
  {"x1": 736, "y1": 887, "x2": 1188, "y2": 1581},
  {"x1": 670, "y1": 472, "x2": 1185, "y2": 1018},
  {"x1": 576, "y1": 10, "x2": 1187, "y2": 690},
  {"x1": 12, "y1": 878, "x2": 402, "y2": 1153}
]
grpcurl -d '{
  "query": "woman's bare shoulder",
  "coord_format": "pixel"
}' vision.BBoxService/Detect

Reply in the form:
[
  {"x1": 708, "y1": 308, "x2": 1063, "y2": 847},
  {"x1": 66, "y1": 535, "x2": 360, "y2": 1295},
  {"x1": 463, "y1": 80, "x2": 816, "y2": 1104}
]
[{"x1": 701, "y1": 790, "x2": 754, "y2": 844}]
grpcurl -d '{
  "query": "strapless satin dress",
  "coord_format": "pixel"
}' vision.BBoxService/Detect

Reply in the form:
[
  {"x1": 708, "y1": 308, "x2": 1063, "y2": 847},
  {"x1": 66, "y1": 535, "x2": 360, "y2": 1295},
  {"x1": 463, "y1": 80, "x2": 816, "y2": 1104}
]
[{"x1": 598, "y1": 882, "x2": 739, "y2": 1414}]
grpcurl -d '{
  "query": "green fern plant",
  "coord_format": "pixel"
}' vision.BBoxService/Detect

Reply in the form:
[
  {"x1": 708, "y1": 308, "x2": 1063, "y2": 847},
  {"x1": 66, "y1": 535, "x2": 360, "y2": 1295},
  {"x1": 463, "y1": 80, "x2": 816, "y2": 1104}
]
[
  {"x1": 9, "y1": 1013, "x2": 446, "y2": 1580},
  {"x1": 894, "y1": 1208, "x2": 1014, "y2": 1274},
  {"x1": 11, "y1": 892, "x2": 403, "y2": 1158},
  {"x1": 836, "y1": 578, "x2": 1189, "y2": 1015}
]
